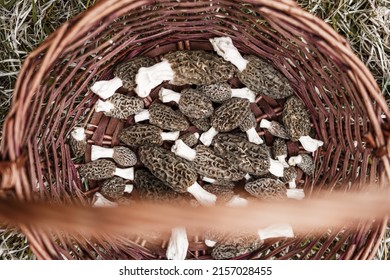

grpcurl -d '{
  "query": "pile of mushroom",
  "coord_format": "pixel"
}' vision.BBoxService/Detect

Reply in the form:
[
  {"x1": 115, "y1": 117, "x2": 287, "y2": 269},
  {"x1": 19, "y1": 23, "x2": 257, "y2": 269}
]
[{"x1": 69, "y1": 36, "x2": 323, "y2": 260}]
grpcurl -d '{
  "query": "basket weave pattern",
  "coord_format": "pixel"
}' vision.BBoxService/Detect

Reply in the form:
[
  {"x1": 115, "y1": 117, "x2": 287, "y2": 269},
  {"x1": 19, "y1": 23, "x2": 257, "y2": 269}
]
[{"x1": 1, "y1": 0, "x2": 389, "y2": 260}]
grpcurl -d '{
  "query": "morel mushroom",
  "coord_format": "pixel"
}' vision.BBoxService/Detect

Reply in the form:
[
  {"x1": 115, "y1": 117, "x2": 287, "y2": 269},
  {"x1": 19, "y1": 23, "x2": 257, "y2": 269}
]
[
  {"x1": 245, "y1": 178, "x2": 286, "y2": 201},
  {"x1": 139, "y1": 145, "x2": 217, "y2": 206},
  {"x1": 100, "y1": 176, "x2": 133, "y2": 200},
  {"x1": 92, "y1": 192, "x2": 118, "y2": 207},
  {"x1": 91, "y1": 145, "x2": 137, "y2": 167},
  {"x1": 164, "y1": 50, "x2": 235, "y2": 85},
  {"x1": 281, "y1": 167, "x2": 298, "y2": 189},
  {"x1": 171, "y1": 140, "x2": 245, "y2": 181},
  {"x1": 245, "y1": 178, "x2": 304, "y2": 200},
  {"x1": 239, "y1": 111, "x2": 263, "y2": 144},
  {"x1": 272, "y1": 138, "x2": 289, "y2": 168},
  {"x1": 189, "y1": 117, "x2": 211, "y2": 131},
  {"x1": 91, "y1": 57, "x2": 155, "y2": 99},
  {"x1": 135, "y1": 50, "x2": 235, "y2": 97},
  {"x1": 203, "y1": 184, "x2": 248, "y2": 208},
  {"x1": 200, "y1": 98, "x2": 250, "y2": 146},
  {"x1": 204, "y1": 228, "x2": 227, "y2": 247},
  {"x1": 94, "y1": 93, "x2": 144, "y2": 119},
  {"x1": 114, "y1": 56, "x2": 155, "y2": 91},
  {"x1": 198, "y1": 82, "x2": 256, "y2": 103},
  {"x1": 208, "y1": 214, "x2": 295, "y2": 252},
  {"x1": 69, "y1": 127, "x2": 86, "y2": 158},
  {"x1": 212, "y1": 133, "x2": 284, "y2": 177},
  {"x1": 259, "y1": 119, "x2": 289, "y2": 139},
  {"x1": 238, "y1": 55, "x2": 295, "y2": 99},
  {"x1": 211, "y1": 232, "x2": 262, "y2": 260},
  {"x1": 166, "y1": 227, "x2": 189, "y2": 260},
  {"x1": 134, "y1": 103, "x2": 189, "y2": 131},
  {"x1": 78, "y1": 159, "x2": 134, "y2": 180},
  {"x1": 210, "y1": 224, "x2": 294, "y2": 259},
  {"x1": 202, "y1": 184, "x2": 233, "y2": 203},
  {"x1": 288, "y1": 153, "x2": 315, "y2": 176},
  {"x1": 213, "y1": 133, "x2": 270, "y2": 157},
  {"x1": 283, "y1": 96, "x2": 324, "y2": 152},
  {"x1": 119, "y1": 124, "x2": 179, "y2": 147},
  {"x1": 159, "y1": 88, "x2": 214, "y2": 120},
  {"x1": 207, "y1": 206, "x2": 296, "y2": 249},
  {"x1": 134, "y1": 169, "x2": 179, "y2": 202},
  {"x1": 179, "y1": 132, "x2": 199, "y2": 148},
  {"x1": 210, "y1": 37, "x2": 294, "y2": 99}
]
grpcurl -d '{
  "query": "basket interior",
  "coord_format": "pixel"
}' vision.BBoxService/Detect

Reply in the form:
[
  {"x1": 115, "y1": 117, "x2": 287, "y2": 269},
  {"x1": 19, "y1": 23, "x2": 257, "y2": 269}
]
[{"x1": 3, "y1": 0, "x2": 389, "y2": 260}]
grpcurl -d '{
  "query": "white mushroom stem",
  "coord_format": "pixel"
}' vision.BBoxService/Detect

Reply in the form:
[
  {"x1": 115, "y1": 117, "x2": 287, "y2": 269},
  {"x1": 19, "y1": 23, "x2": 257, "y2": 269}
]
[
  {"x1": 166, "y1": 227, "x2": 189, "y2": 260},
  {"x1": 245, "y1": 127, "x2": 264, "y2": 144},
  {"x1": 171, "y1": 139, "x2": 196, "y2": 161},
  {"x1": 91, "y1": 77, "x2": 122, "y2": 99},
  {"x1": 71, "y1": 127, "x2": 86, "y2": 141},
  {"x1": 159, "y1": 88, "x2": 181, "y2": 103},
  {"x1": 230, "y1": 88, "x2": 256, "y2": 102},
  {"x1": 161, "y1": 131, "x2": 180, "y2": 141},
  {"x1": 91, "y1": 145, "x2": 114, "y2": 161},
  {"x1": 276, "y1": 155, "x2": 289, "y2": 168},
  {"x1": 269, "y1": 159, "x2": 284, "y2": 177},
  {"x1": 86, "y1": 124, "x2": 98, "y2": 128},
  {"x1": 113, "y1": 167, "x2": 134, "y2": 180},
  {"x1": 94, "y1": 99, "x2": 114, "y2": 113},
  {"x1": 287, "y1": 189, "x2": 304, "y2": 200},
  {"x1": 288, "y1": 155, "x2": 302, "y2": 166},
  {"x1": 205, "y1": 239, "x2": 217, "y2": 247},
  {"x1": 258, "y1": 223, "x2": 294, "y2": 240},
  {"x1": 134, "y1": 109, "x2": 150, "y2": 123},
  {"x1": 202, "y1": 177, "x2": 216, "y2": 184},
  {"x1": 92, "y1": 192, "x2": 118, "y2": 208},
  {"x1": 287, "y1": 179, "x2": 296, "y2": 189},
  {"x1": 299, "y1": 135, "x2": 324, "y2": 152},
  {"x1": 209, "y1": 37, "x2": 248, "y2": 72},
  {"x1": 244, "y1": 173, "x2": 252, "y2": 181},
  {"x1": 259, "y1": 119, "x2": 271, "y2": 129},
  {"x1": 124, "y1": 184, "x2": 134, "y2": 194},
  {"x1": 187, "y1": 182, "x2": 217, "y2": 206},
  {"x1": 199, "y1": 127, "x2": 219, "y2": 146},
  {"x1": 135, "y1": 60, "x2": 175, "y2": 98},
  {"x1": 226, "y1": 195, "x2": 249, "y2": 207}
]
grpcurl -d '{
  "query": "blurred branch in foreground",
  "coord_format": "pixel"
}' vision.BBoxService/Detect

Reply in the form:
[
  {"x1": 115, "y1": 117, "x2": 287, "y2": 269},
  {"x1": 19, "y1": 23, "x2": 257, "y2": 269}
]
[{"x1": 0, "y1": 189, "x2": 389, "y2": 238}]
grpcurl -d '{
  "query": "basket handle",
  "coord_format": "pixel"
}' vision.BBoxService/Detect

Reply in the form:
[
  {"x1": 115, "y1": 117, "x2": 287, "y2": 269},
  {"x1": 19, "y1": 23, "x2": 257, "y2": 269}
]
[{"x1": 0, "y1": 155, "x2": 27, "y2": 191}]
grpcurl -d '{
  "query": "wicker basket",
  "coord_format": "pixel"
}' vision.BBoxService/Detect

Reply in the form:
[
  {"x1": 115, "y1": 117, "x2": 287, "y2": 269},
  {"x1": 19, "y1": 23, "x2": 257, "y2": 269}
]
[{"x1": 1, "y1": 0, "x2": 389, "y2": 260}]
